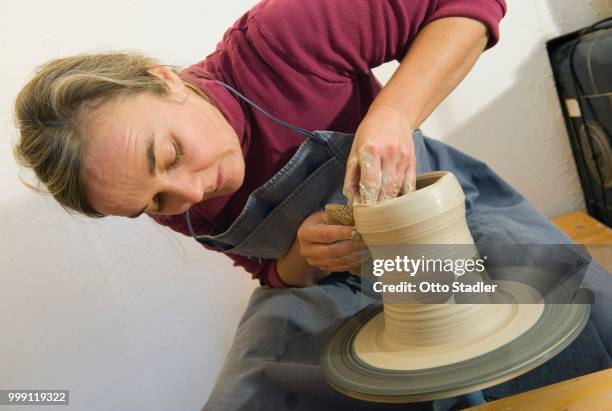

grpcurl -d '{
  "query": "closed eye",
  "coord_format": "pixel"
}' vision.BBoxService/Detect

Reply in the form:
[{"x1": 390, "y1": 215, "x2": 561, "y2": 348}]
[
  {"x1": 169, "y1": 141, "x2": 183, "y2": 168},
  {"x1": 152, "y1": 141, "x2": 182, "y2": 214}
]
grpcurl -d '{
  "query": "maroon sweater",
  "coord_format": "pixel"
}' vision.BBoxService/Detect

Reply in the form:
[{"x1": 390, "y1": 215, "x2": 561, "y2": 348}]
[{"x1": 150, "y1": 0, "x2": 506, "y2": 287}]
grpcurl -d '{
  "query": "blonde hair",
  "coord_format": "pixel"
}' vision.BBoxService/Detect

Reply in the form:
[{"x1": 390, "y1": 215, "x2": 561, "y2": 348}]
[{"x1": 13, "y1": 51, "x2": 205, "y2": 218}]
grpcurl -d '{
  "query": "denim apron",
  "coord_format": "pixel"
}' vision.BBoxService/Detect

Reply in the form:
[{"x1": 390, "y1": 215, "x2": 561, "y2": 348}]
[
  {"x1": 198, "y1": 83, "x2": 612, "y2": 411},
  {"x1": 184, "y1": 81, "x2": 431, "y2": 261}
]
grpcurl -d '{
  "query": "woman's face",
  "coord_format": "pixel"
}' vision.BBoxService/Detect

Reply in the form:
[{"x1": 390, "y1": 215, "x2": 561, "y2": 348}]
[{"x1": 82, "y1": 67, "x2": 245, "y2": 218}]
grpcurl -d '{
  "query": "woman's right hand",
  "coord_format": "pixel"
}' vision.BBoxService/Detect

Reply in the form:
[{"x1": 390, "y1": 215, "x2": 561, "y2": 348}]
[{"x1": 295, "y1": 210, "x2": 365, "y2": 273}]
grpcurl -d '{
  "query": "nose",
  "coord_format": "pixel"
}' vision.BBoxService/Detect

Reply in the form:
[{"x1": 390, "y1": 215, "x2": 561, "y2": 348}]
[{"x1": 165, "y1": 173, "x2": 204, "y2": 213}]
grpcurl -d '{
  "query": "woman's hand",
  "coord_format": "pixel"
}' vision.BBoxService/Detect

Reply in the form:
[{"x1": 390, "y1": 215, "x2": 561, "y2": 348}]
[
  {"x1": 296, "y1": 210, "x2": 365, "y2": 272},
  {"x1": 343, "y1": 104, "x2": 416, "y2": 205},
  {"x1": 342, "y1": 17, "x2": 489, "y2": 206},
  {"x1": 276, "y1": 210, "x2": 365, "y2": 287}
]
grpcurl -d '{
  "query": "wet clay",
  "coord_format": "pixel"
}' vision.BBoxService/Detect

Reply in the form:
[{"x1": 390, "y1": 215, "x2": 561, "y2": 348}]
[{"x1": 351, "y1": 171, "x2": 543, "y2": 370}]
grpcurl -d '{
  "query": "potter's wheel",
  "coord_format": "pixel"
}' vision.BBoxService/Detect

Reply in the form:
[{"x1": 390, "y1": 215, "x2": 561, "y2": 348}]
[
  {"x1": 321, "y1": 300, "x2": 588, "y2": 402},
  {"x1": 321, "y1": 171, "x2": 590, "y2": 403}
]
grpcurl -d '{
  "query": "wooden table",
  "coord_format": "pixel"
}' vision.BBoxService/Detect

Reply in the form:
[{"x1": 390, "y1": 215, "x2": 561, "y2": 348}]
[{"x1": 465, "y1": 368, "x2": 612, "y2": 410}]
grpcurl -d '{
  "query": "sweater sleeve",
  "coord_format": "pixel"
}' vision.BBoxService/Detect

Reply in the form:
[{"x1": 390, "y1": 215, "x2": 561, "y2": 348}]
[{"x1": 250, "y1": 0, "x2": 506, "y2": 82}]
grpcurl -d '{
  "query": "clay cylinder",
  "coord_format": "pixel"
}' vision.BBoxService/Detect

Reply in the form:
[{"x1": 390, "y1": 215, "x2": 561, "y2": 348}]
[{"x1": 353, "y1": 171, "x2": 492, "y2": 349}]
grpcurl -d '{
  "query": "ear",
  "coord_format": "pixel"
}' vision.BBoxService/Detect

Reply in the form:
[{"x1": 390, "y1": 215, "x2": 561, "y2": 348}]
[{"x1": 147, "y1": 65, "x2": 186, "y2": 97}]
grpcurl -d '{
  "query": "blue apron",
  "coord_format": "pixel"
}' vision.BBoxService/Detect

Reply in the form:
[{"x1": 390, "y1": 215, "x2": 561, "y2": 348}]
[{"x1": 184, "y1": 81, "x2": 432, "y2": 261}]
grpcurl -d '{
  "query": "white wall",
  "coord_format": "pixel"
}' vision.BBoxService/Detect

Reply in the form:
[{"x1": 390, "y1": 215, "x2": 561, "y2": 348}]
[
  {"x1": 1, "y1": 1, "x2": 610, "y2": 411},
  {"x1": 1, "y1": 1, "x2": 260, "y2": 411}
]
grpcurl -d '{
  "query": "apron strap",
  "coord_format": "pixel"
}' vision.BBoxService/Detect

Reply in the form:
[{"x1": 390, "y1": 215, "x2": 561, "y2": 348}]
[
  {"x1": 184, "y1": 208, "x2": 199, "y2": 239},
  {"x1": 216, "y1": 80, "x2": 321, "y2": 141}
]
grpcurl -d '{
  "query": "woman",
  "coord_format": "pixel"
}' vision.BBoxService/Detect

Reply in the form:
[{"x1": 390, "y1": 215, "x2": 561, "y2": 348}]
[
  {"x1": 13, "y1": 1, "x2": 612, "y2": 410},
  {"x1": 14, "y1": 0, "x2": 502, "y2": 288}
]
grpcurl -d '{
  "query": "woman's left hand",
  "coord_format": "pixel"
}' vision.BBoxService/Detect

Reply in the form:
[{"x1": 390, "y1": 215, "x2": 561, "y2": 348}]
[{"x1": 343, "y1": 104, "x2": 416, "y2": 205}]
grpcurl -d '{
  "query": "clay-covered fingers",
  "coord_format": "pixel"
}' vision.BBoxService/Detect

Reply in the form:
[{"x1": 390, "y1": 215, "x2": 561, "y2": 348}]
[
  {"x1": 344, "y1": 142, "x2": 387, "y2": 206},
  {"x1": 343, "y1": 109, "x2": 417, "y2": 205},
  {"x1": 400, "y1": 147, "x2": 417, "y2": 195},
  {"x1": 378, "y1": 158, "x2": 400, "y2": 202},
  {"x1": 357, "y1": 145, "x2": 382, "y2": 205},
  {"x1": 360, "y1": 140, "x2": 414, "y2": 203}
]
